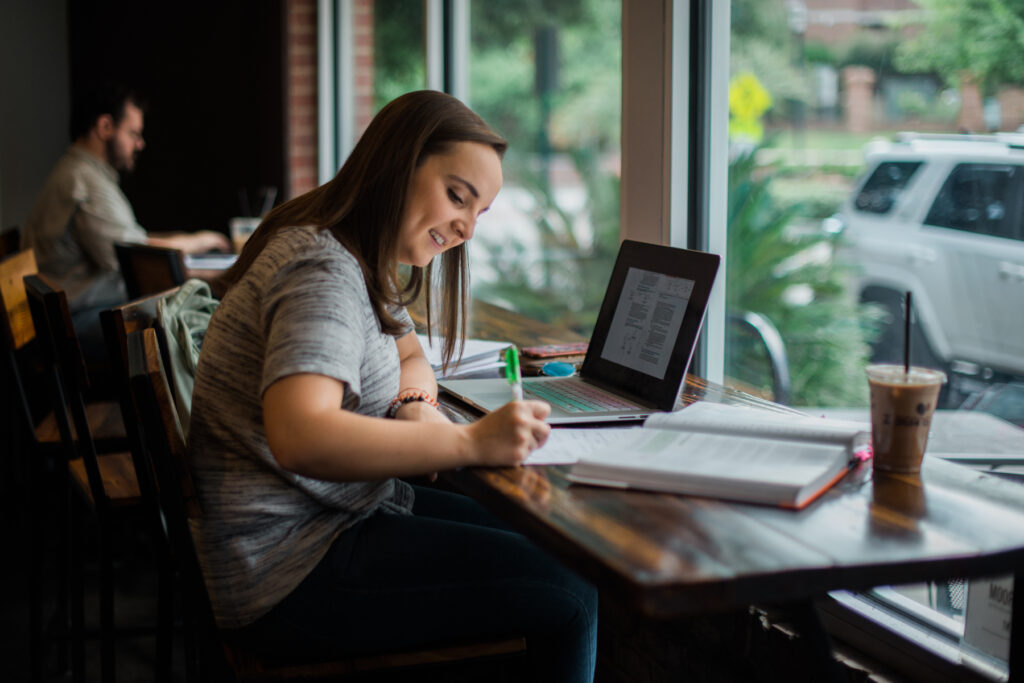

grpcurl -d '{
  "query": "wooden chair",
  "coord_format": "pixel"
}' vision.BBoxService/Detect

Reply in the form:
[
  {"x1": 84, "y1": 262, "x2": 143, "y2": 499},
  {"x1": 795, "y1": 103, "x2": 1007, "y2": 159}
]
[
  {"x1": 1, "y1": 250, "x2": 127, "y2": 457},
  {"x1": 100, "y1": 289, "x2": 179, "y2": 682},
  {"x1": 114, "y1": 241, "x2": 187, "y2": 300},
  {"x1": 128, "y1": 326, "x2": 526, "y2": 681},
  {"x1": 1, "y1": 251, "x2": 126, "y2": 682},
  {"x1": 0, "y1": 225, "x2": 20, "y2": 257},
  {"x1": 100, "y1": 288, "x2": 171, "y2": 480},
  {"x1": 23, "y1": 273, "x2": 144, "y2": 683}
]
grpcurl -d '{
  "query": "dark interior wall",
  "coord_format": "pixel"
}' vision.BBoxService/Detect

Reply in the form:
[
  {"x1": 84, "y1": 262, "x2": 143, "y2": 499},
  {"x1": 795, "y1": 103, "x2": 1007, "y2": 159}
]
[
  {"x1": 68, "y1": 1, "x2": 286, "y2": 234},
  {"x1": 0, "y1": 0, "x2": 70, "y2": 230}
]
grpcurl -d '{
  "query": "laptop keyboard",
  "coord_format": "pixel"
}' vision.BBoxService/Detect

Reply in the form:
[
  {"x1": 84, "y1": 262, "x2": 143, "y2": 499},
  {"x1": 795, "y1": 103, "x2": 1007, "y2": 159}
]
[{"x1": 523, "y1": 378, "x2": 641, "y2": 413}]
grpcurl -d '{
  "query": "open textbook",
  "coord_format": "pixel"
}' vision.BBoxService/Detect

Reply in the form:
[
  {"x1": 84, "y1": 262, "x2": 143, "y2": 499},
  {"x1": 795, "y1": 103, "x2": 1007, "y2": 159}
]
[{"x1": 566, "y1": 402, "x2": 871, "y2": 509}]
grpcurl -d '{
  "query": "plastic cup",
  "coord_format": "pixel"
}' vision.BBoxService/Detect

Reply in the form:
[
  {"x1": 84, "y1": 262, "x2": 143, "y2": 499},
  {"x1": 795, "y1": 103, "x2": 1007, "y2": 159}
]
[
  {"x1": 229, "y1": 217, "x2": 261, "y2": 254},
  {"x1": 866, "y1": 364, "x2": 947, "y2": 473}
]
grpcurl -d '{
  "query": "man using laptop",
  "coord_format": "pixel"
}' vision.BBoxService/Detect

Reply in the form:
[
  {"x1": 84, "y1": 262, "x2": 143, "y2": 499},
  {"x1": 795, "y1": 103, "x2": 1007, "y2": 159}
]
[{"x1": 23, "y1": 82, "x2": 229, "y2": 381}]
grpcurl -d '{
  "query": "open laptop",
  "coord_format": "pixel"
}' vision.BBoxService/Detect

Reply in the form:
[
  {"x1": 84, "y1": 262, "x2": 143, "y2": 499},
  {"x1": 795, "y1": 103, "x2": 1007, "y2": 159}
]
[{"x1": 439, "y1": 240, "x2": 720, "y2": 424}]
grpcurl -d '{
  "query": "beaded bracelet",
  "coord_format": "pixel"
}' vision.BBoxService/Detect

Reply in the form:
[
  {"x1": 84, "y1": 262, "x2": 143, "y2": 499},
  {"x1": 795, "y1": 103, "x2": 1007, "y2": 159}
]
[{"x1": 386, "y1": 388, "x2": 439, "y2": 418}]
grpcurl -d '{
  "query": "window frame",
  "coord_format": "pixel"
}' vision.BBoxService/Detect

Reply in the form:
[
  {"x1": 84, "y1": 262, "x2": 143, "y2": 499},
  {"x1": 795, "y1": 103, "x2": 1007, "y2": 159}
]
[
  {"x1": 317, "y1": 0, "x2": 354, "y2": 181},
  {"x1": 631, "y1": 2, "x2": 1014, "y2": 678},
  {"x1": 318, "y1": 1, "x2": 1016, "y2": 677},
  {"x1": 621, "y1": 0, "x2": 727, "y2": 382},
  {"x1": 823, "y1": 590, "x2": 1008, "y2": 682},
  {"x1": 318, "y1": 0, "x2": 726, "y2": 381}
]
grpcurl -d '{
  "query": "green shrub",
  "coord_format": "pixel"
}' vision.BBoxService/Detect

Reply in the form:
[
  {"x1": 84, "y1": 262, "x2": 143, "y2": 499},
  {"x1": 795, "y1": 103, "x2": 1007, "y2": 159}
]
[{"x1": 727, "y1": 147, "x2": 879, "y2": 407}]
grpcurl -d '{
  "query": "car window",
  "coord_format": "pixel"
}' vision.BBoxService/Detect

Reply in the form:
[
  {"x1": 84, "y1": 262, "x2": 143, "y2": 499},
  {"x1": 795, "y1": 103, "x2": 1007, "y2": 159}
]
[
  {"x1": 925, "y1": 163, "x2": 1022, "y2": 241},
  {"x1": 853, "y1": 161, "x2": 922, "y2": 214}
]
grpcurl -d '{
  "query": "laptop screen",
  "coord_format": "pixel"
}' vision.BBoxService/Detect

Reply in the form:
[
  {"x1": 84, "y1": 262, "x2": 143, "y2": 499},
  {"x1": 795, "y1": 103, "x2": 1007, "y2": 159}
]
[
  {"x1": 600, "y1": 267, "x2": 694, "y2": 380},
  {"x1": 580, "y1": 240, "x2": 719, "y2": 410}
]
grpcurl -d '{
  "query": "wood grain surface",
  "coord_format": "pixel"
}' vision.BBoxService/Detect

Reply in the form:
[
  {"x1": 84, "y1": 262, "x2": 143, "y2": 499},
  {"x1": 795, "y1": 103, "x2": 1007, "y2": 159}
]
[{"x1": 436, "y1": 297, "x2": 1024, "y2": 620}]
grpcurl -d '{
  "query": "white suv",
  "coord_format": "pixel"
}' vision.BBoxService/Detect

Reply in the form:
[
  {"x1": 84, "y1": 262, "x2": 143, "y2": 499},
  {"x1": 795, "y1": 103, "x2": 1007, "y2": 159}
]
[{"x1": 827, "y1": 133, "x2": 1024, "y2": 407}]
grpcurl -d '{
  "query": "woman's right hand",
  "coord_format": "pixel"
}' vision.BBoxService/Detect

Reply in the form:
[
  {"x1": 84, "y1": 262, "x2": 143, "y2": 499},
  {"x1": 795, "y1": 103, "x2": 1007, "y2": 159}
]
[{"x1": 465, "y1": 400, "x2": 552, "y2": 467}]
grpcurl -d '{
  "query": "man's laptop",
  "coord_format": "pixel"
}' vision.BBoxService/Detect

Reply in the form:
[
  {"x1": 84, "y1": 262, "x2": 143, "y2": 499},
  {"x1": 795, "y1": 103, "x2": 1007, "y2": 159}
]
[{"x1": 439, "y1": 240, "x2": 720, "y2": 425}]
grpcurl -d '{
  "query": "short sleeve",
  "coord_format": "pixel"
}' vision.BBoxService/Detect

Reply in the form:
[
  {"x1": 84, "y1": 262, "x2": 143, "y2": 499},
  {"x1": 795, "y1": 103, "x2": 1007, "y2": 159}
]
[
  {"x1": 390, "y1": 304, "x2": 414, "y2": 338},
  {"x1": 259, "y1": 251, "x2": 372, "y2": 405}
]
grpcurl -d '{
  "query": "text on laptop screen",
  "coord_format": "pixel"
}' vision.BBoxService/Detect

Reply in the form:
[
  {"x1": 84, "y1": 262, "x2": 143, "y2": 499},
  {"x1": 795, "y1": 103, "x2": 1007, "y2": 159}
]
[{"x1": 600, "y1": 267, "x2": 694, "y2": 379}]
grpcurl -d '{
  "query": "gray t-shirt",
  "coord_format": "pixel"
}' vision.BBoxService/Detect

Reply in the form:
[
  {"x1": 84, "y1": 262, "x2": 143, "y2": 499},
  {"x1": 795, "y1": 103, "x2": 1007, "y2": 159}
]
[
  {"x1": 187, "y1": 225, "x2": 415, "y2": 629},
  {"x1": 23, "y1": 145, "x2": 148, "y2": 311}
]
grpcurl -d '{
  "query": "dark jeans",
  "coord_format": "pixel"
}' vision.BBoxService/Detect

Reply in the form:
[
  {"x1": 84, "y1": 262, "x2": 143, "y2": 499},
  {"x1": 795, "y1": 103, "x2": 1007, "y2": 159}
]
[
  {"x1": 70, "y1": 303, "x2": 115, "y2": 397},
  {"x1": 227, "y1": 485, "x2": 598, "y2": 683}
]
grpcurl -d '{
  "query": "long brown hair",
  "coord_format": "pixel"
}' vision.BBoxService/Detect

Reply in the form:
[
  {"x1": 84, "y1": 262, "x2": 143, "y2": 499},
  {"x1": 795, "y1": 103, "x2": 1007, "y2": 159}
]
[{"x1": 217, "y1": 90, "x2": 507, "y2": 368}]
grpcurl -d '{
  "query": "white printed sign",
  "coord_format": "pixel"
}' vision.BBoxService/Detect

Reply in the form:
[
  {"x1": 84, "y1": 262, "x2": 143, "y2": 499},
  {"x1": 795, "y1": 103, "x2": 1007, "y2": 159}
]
[{"x1": 963, "y1": 574, "x2": 1014, "y2": 661}]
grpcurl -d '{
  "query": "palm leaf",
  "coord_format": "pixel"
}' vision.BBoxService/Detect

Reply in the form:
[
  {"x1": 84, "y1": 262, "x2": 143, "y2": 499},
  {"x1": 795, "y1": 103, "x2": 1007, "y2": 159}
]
[{"x1": 726, "y1": 147, "x2": 876, "y2": 406}]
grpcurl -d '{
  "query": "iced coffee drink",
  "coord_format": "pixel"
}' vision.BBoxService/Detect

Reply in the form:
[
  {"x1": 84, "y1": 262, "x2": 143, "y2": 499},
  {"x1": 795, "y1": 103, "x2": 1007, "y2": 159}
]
[{"x1": 866, "y1": 364, "x2": 947, "y2": 473}]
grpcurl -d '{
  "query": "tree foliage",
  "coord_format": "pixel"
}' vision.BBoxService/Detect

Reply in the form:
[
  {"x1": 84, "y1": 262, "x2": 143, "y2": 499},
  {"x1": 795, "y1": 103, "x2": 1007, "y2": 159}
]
[
  {"x1": 895, "y1": 0, "x2": 1024, "y2": 90},
  {"x1": 730, "y1": 0, "x2": 810, "y2": 105},
  {"x1": 468, "y1": 0, "x2": 619, "y2": 157},
  {"x1": 373, "y1": 0, "x2": 425, "y2": 108},
  {"x1": 472, "y1": 143, "x2": 620, "y2": 335},
  {"x1": 372, "y1": 0, "x2": 881, "y2": 406},
  {"x1": 469, "y1": 0, "x2": 621, "y2": 335},
  {"x1": 727, "y1": 148, "x2": 877, "y2": 407}
]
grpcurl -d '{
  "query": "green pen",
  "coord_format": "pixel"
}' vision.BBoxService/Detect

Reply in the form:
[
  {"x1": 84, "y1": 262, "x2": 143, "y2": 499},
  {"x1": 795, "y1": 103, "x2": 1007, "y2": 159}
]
[{"x1": 504, "y1": 346, "x2": 523, "y2": 401}]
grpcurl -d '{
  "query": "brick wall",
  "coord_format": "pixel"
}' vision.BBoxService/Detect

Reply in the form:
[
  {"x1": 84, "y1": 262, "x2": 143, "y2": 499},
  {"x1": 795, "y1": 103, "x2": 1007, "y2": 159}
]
[
  {"x1": 801, "y1": 1, "x2": 921, "y2": 48},
  {"x1": 999, "y1": 87, "x2": 1024, "y2": 131},
  {"x1": 284, "y1": 0, "x2": 378, "y2": 198},
  {"x1": 354, "y1": 0, "x2": 376, "y2": 136},
  {"x1": 286, "y1": 0, "x2": 318, "y2": 199},
  {"x1": 842, "y1": 66, "x2": 876, "y2": 133}
]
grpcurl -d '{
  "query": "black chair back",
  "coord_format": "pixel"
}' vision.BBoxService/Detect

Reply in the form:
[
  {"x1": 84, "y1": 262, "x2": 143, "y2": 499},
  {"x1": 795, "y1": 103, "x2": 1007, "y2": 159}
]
[
  {"x1": 23, "y1": 274, "x2": 111, "y2": 506},
  {"x1": 0, "y1": 225, "x2": 21, "y2": 258},
  {"x1": 129, "y1": 327, "x2": 215, "y2": 676},
  {"x1": 114, "y1": 242, "x2": 187, "y2": 300}
]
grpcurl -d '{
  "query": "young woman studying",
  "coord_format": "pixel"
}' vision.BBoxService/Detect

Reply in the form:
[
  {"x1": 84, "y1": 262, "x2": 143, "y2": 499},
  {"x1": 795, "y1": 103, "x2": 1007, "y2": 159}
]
[{"x1": 187, "y1": 90, "x2": 597, "y2": 681}]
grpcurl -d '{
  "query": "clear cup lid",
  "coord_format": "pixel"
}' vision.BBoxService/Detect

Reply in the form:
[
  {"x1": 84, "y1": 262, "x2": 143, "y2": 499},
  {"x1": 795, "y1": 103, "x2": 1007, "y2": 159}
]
[{"x1": 865, "y1": 364, "x2": 947, "y2": 385}]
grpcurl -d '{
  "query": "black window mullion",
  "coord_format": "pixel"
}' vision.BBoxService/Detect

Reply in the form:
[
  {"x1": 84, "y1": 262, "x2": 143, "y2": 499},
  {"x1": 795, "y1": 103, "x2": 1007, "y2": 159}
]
[{"x1": 687, "y1": 0, "x2": 712, "y2": 253}]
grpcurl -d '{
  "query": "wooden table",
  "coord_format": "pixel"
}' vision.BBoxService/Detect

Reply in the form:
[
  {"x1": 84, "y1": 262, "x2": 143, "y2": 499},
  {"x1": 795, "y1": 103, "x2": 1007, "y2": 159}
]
[{"x1": 423, "y1": 299, "x2": 1024, "y2": 680}]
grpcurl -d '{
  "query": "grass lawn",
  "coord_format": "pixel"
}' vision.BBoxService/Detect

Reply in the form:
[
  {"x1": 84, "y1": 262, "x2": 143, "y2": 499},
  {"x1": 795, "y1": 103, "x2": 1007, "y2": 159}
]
[{"x1": 764, "y1": 128, "x2": 912, "y2": 150}]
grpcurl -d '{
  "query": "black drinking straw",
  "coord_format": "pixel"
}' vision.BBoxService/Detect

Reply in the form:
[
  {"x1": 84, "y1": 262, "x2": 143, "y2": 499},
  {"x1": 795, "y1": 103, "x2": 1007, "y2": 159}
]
[{"x1": 904, "y1": 291, "x2": 912, "y2": 375}]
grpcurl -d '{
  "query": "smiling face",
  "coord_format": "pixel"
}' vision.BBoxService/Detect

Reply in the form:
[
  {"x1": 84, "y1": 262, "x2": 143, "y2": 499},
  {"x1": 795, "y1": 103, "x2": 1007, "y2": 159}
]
[{"x1": 396, "y1": 141, "x2": 503, "y2": 268}]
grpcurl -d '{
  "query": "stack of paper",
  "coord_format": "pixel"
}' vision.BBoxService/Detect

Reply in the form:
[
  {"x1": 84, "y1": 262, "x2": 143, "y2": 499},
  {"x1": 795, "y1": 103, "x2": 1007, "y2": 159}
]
[
  {"x1": 416, "y1": 334, "x2": 510, "y2": 378},
  {"x1": 184, "y1": 253, "x2": 237, "y2": 270}
]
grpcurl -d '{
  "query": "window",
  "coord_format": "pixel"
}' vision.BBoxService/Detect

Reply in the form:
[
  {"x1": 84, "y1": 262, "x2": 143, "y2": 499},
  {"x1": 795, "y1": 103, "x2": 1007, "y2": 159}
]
[
  {"x1": 854, "y1": 161, "x2": 923, "y2": 215},
  {"x1": 371, "y1": 0, "x2": 426, "y2": 111},
  {"x1": 321, "y1": 2, "x2": 1022, "y2": 677},
  {"x1": 724, "y1": 0, "x2": 1020, "y2": 679},
  {"x1": 322, "y1": 0, "x2": 622, "y2": 339},
  {"x1": 725, "y1": 0, "x2": 880, "y2": 410},
  {"x1": 464, "y1": 0, "x2": 622, "y2": 335},
  {"x1": 925, "y1": 163, "x2": 1022, "y2": 241}
]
